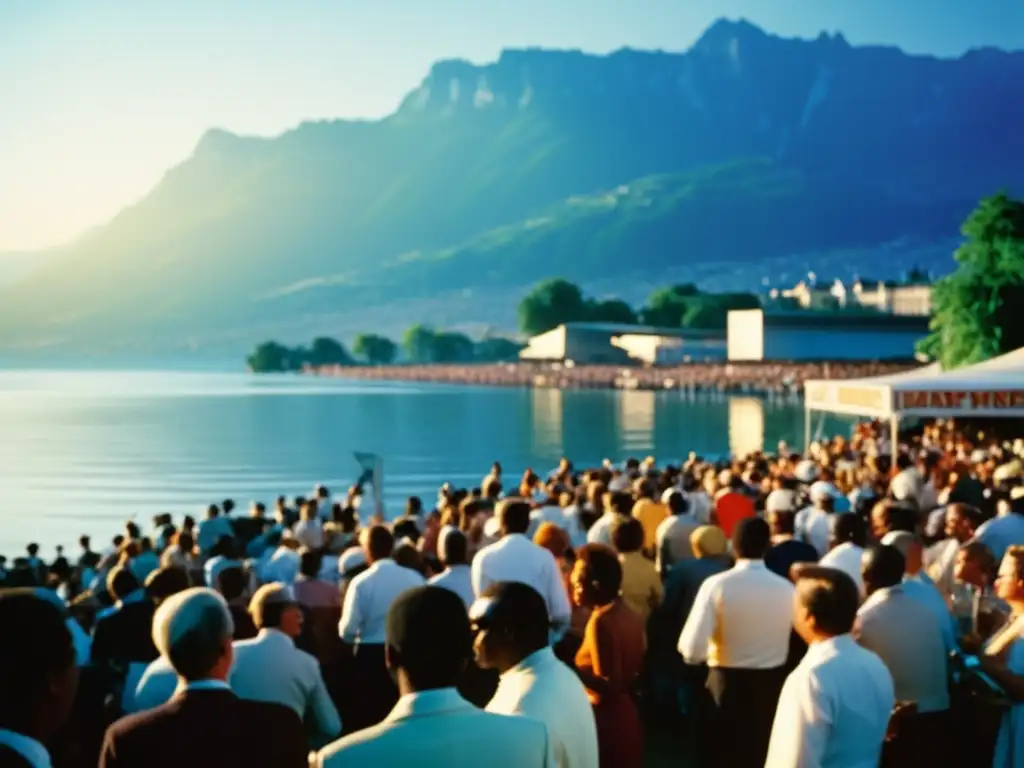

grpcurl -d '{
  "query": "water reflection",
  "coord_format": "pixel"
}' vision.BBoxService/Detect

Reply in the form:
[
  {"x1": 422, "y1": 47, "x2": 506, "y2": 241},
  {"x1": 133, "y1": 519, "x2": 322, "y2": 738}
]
[
  {"x1": 729, "y1": 397, "x2": 765, "y2": 458},
  {"x1": 618, "y1": 390, "x2": 656, "y2": 453},
  {"x1": 530, "y1": 388, "x2": 564, "y2": 457}
]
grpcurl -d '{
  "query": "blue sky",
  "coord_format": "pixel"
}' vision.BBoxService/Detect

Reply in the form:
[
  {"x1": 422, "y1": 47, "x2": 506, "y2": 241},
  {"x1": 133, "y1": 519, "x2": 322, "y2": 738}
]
[{"x1": 2, "y1": 0, "x2": 1021, "y2": 252}]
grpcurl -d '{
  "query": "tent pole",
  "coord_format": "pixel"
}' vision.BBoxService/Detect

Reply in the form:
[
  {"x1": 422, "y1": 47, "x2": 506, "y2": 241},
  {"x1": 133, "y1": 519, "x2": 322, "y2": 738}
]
[{"x1": 804, "y1": 402, "x2": 812, "y2": 453}]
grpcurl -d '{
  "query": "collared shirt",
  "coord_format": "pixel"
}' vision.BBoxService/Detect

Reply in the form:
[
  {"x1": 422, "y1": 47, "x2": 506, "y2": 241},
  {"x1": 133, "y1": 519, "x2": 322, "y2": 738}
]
[
  {"x1": 428, "y1": 565, "x2": 474, "y2": 609},
  {"x1": 678, "y1": 559, "x2": 794, "y2": 668},
  {"x1": 0, "y1": 729, "x2": 51, "y2": 768},
  {"x1": 903, "y1": 572, "x2": 957, "y2": 653},
  {"x1": 655, "y1": 514, "x2": 700, "y2": 576},
  {"x1": 976, "y1": 513, "x2": 1024, "y2": 563},
  {"x1": 765, "y1": 635, "x2": 894, "y2": 768},
  {"x1": 339, "y1": 559, "x2": 425, "y2": 644},
  {"x1": 486, "y1": 647, "x2": 599, "y2": 768},
  {"x1": 856, "y1": 585, "x2": 950, "y2": 712},
  {"x1": 471, "y1": 534, "x2": 572, "y2": 640},
  {"x1": 819, "y1": 543, "x2": 865, "y2": 596},
  {"x1": 184, "y1": 678, "x2": 233, "y2": 693},
  {"x1": 232, "y1": 628, "x2": 341, "y2": 738},
  {"x1": 618, "y1": 552, "x2": 663, "y2": 623},
  {"x1": 132, "y1": 656, "x2": 180, "y2": 712}
]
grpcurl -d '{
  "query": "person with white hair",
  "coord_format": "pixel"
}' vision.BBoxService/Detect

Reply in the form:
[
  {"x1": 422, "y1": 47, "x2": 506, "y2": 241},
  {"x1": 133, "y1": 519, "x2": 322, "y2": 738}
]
[
  {"x1": 795, "y1": 483, "x2": 841, "y2": 558},
  {"x1": 100, "y1": 588, "x2": 307, "y2": 768}
]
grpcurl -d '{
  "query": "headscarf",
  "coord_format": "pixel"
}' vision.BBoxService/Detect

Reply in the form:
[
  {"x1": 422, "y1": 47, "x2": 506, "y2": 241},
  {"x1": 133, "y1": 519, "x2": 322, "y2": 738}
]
[
  {"x1": 534, "y1": 522, "x2": 571, "y2": 560},
  {"x1": 690, "y1": 525, "x2": 728, "y2": 558}
]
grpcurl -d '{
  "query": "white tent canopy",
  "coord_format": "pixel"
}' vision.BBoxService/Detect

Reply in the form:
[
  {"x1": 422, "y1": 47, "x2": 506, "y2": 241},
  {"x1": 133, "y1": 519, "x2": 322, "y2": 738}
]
[{"x1": 804, "y1": 347, "x2": 1024, "y2": 424}]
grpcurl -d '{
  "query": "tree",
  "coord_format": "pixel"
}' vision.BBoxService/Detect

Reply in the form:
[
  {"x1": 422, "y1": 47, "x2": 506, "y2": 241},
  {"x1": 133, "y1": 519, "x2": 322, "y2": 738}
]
[
  {"x1": 587, "y1": 299, "x2": 638, "y2": 325},
  {"x1": 307, "y1": 336, "x2": 352, "y2": 366},
  {"x1": 681, "y1": 292, "x2": 761, "y2": 330},
  {"x1": 517, "y1": 278, "x2": 588, "y2": 336},
  {"x1": 431, "y1": 331, "x2": 475, "y2": 363},
  {"x1": 353, "y1": 333, "x2": 398, "y2": 364},
  {"x1": 246, "y1": 341, "x2": 295, "y2": 373},
  {"x1": 402, "y1": 324, "x2": 437, "y2": 363},
  {"x1": 920, "y1": 193, "x2": 1024, "y2": 368},
  {"x1": 475, "y1": 337, "x2": 522, "y2": 362},
  {"x1": 640, "y1": 283, "x2": 700, "y2": 327}
]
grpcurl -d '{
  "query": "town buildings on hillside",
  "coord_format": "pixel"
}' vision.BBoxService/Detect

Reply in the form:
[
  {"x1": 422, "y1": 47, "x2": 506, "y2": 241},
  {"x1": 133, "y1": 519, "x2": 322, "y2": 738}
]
[{"x1": 769, "y1": 273, "x2": 933, "y2": 316}]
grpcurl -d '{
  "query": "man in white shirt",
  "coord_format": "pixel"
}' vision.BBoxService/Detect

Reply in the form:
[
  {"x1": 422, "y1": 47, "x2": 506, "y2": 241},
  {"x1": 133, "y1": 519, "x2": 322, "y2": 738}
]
[
  {"x1": 339, "y1": 525, "x2": 425, "y2": 731},
  {"x1": 857, "y1": 544, "x2": 951, "y2": 765},
  {"x1": 314, "y1": 586, "x2": 556, "y2": 768},
  {"x1": 819, "y1": 514, "x2": 868, "y2": 596},
  {"x1": 0, "y1": 592, "x2": 80, "y2": 768},
  {"x1": 880, "y1": 531, "x2": 957, "y2": 653},
  {"x1": 655, "y1": 489, "x2": 700, "y2": 578},
  {"x1": 678, "y1": 517, "x2": 795, "y2": 768},
  {"x1": 231, "y1": 583, "x2": 341, "y2": 744},
  {"x1": 766, "y1": 565, "x2": 894, "y2": 767},
  {"x1": 796, "y1": 484, "x2": 839, "y2": 557},
  {"x1": 472, "y1": 499, "x2": 572, "y2": 641},
  {"x1": 428, "y1": 529, "x2": 474, "y2": 608},
  {"x1": 259, "y1": 535, "x2": 302, "y2": 586},
  {"x1": 474, "y1": 582, "x2": 598, "y2": 768}
]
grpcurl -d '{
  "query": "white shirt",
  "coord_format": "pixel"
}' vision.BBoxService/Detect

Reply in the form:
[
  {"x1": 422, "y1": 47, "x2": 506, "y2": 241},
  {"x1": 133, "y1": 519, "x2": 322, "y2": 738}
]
[
  {"x1": 976, "y1": 513, "x2": 1024, "y2": 563},
  {"x1": 339, "y1": 559, "x2": 425, "y2": 645},
  {"x1": 819, "y1": 543, "x2": 865, "y2": 596},
  {"x1": 678, "y1": 560, "x2": 795, "y2": 668},
  {"x1": 259, "y1": 547, "x2": 300, "y2": 586},
  {"x1": 561, "y1": 506, "x2": 590, "y2": 551},
  {"x1": 528, "y1": 506, "x2": 568, "y2": 540},
  {"x1": 586, "y1": 513, "x2": 623, "y2": 548},
  {"x1": 428, "y1": 565, "x2": 475, "y2": 609},
  {"x1": 902, "y1": 573, "x2": 958, "y2": 654},
  {"x1": 293, "y1": 518, "x2": 325, "y2": 550},
  {"x1": 471, "y1": 534, "x2": 572, "y2": 640},
  {"x1": 655, "y1": 514, "x2": 699, "y2": 574},
  {"x1": 132, "y1": 656, "x2": 180, "y2": 712},
  {"x1": 486, "y1": 647, "x2": 599, "y2": 768},
  {"x1": 856, "y1": 585, "x2": 950, "y2": 713},
  {"x1": 0, "y1": 729, "x2": 51, "y2": 768},
  {"x1": 765, "y1": 634, "x2": 894, "y2": 768},
  {"x1": 232, "y1": 628, "x2": 342, "y2": 739},
  {"x1": 683, "y1": 490, "x2": 712, "y2": 525}
]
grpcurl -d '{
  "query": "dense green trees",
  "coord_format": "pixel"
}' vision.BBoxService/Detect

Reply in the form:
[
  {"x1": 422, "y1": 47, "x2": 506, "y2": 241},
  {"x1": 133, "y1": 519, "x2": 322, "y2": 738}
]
[
  {"x1": 353, "y1": 334, "x2": 398, "y2": 364},
  {"x1": 246, "y1": 338, "x2": 351, "y2": 372},
  {"x1": 919, "y1": 193, "x2": 1024, "y2": 369},
  {"x1": 517, "y1": 278, "x2": 759, "y2": 336},
  {"x1": 246, "y1": 341, "x2": 296, "y2": 373}
]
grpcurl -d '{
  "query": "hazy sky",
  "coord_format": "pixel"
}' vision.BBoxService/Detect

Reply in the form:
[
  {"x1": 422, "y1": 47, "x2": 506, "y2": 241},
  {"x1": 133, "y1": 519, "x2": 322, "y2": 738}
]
[{"x1": 2, "y1": 0, "x2": 1021, "y2": 252}]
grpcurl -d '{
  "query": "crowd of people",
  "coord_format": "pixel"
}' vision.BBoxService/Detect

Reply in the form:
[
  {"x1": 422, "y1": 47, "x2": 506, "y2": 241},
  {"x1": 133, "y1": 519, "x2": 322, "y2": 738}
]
[
  {"x1": 315, "y1": 360, "x2": 913, "y2": 395},
  {"x1": 3, "y1": 417, "x2": 1024, "y2": 767}
]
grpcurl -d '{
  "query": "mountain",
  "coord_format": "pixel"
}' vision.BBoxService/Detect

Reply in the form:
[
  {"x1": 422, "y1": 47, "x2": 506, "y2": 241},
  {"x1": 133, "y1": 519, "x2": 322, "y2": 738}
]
[{"x1": 2, "y1": 18, "x2": 1023, "y2": 355}]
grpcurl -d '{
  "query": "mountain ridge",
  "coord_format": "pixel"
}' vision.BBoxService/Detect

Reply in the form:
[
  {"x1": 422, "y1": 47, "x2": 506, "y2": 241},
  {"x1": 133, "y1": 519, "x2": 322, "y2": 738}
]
[{"x1": 2, "y1": 18, "x2": 1023, "y2": 356}]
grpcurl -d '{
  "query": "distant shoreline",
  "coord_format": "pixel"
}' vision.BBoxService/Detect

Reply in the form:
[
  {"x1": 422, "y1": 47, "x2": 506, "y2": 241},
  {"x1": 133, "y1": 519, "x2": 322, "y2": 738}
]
[{"x1": 304, "y1": 360, "x2": 916, "y2": 395}]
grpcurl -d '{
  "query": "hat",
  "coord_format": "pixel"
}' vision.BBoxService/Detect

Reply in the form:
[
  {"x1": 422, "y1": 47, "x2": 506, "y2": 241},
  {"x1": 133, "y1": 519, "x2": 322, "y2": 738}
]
[
  {"x1": 248, "y1": 583, "x2": 297, "y2": 627},
  {"x1": 809, "y1": 481, "x2": 840, "y2": 502},
  {"x1": 690, "y1": 526, "x2": 728, "y2": 557},
  {"x1": 765, "y1": 489, "x2": 796, "y2": 514},
  {"x1": 795, "y1": 460, "x2": 820, "y2": 485},
  {"x1": 890, "y1": 472, "x2": 918, "y2": 502},
  {"x1": 338, "y1": 547, "x2": 367, "y2": 577}
]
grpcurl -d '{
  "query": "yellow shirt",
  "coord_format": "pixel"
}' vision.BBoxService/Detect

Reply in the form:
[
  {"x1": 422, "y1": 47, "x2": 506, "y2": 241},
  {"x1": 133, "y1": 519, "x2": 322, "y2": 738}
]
[
  {"x1": 618, "y1": 551, "x2": 663, "y2": 623},
  {"x1": 632, "y1": 499, "x2": 669, "y2": 552}
]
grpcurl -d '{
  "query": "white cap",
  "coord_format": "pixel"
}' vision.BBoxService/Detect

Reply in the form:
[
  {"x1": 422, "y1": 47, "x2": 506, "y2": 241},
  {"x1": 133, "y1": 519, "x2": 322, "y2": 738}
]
[
  {"x1": 809, "y1": 481, "x2": 839, "y2": 502},
  {"x1": 795, "y1": 460, "x2": 820, "y2": 485},
  {"x1": 338, "y1": 547, "x2": 367, "y2": 576},
  {"x1": 765, "y1": 489, "x2": 796, "y2": 514}
]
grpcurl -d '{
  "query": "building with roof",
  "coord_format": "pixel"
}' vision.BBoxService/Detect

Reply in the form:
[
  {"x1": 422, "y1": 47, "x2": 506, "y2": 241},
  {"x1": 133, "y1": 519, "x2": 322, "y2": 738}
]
[
  {"x1": 518, "y1": 322, "x2": 726, "y2": 365},
  {"x1": 727, "y1": 309, "x2": 930, "y2": 362},
  {"x1": 770, "y1": 276, "x2": 933, "y2": 316}
]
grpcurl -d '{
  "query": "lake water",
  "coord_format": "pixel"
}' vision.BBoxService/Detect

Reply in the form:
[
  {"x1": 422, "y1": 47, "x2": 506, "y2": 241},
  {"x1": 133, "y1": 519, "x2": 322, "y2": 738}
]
[{"x1": 0, "y1": 370, "x2": 842, "y2": 555}]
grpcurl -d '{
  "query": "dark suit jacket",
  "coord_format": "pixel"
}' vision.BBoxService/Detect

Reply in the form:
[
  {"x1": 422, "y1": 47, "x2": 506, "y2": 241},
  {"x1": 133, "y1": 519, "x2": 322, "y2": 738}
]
[
  {"x1": 91, "y1": 599, "x2": 159, "y2": 667},
  {"x1": 0, "y1": 744, "x2": 36, "y2": 767},
  {"x1": 99, "y1": 688, "x2": 307, "y2": 768}
]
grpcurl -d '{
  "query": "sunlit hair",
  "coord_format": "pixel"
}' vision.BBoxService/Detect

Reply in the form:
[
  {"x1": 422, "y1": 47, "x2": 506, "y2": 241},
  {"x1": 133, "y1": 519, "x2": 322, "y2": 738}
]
[
  {"x1": 152, "y1": 587, "x2": 234, "y2": 681},
  {"x1": 1004, "y1": 546, "x2": 1024, "y2": 581}
]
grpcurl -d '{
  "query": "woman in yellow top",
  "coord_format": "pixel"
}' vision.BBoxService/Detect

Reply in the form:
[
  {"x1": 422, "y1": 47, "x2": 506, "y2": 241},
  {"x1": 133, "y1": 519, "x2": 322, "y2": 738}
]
[{"x1": 612, "y1": 517, "x2": 663, "y2": 623}]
